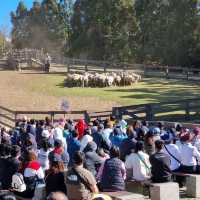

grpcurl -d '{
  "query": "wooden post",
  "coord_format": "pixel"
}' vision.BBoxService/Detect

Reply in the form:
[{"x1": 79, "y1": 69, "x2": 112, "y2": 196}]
[
  {"x1": 67, "y1": 64, "x2": 70, "y2": 73},
  {"x1": 85, "y1": 65, "x2": 88, "y2": 72},
  {"x1": 84, "y1": 111, "x2": 90, "y2": 123},
  {"x1": 50, "y1": 112, "x2": 55, "y2": 124},
  {"x1": 186, "y1": 68, "x2": 189, "y2": 80},
  {"x1": 185, "y1": 102, "x2": 190, "y2": 120},
  {"x1": 146, "y1": 105, "x2": 154, "y2": 121},
  {"x1": 165, "y1": 67, "x2": 169, "y2": 79}
]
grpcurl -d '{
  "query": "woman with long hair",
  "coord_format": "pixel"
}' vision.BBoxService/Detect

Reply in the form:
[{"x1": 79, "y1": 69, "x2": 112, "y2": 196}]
[{"x1": 45, "y1": 156, "x2": 67, "y2": 196}]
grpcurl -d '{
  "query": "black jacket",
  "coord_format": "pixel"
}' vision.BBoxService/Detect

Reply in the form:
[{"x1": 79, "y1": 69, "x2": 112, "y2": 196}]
[{"x1": 150, "y1": 151, "x2": 171, "y2": 183}]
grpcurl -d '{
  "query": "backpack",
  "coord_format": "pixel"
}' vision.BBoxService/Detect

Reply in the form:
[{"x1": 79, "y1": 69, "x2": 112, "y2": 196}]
[{"x1": 12, "y1": 173, "x2": 26, "y2": 192}]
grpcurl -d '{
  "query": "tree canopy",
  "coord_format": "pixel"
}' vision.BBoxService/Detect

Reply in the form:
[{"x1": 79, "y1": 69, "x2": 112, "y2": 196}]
[{"x1": 10, "y1": 0, "x2": 200, "y2": 66}]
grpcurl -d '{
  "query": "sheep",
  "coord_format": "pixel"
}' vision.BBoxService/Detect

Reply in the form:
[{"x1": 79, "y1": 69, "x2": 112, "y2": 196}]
[{"x1": 65, "y1": 71, "x2": 141, "y2": 88}]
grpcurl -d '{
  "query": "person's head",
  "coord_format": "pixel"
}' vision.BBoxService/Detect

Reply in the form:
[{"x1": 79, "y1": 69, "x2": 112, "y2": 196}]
[
  {"x1": 24, "y1": 151, "x2": 37, "y2": 162},
  {"x1": 50, "y1": 160, "x2": 64, "y2": 174},
  {"x1": 11, "y1": 145, "x2": 21, "y2": 158},
  {"x1": 84, "y1": 128, "x2": 92, "y2": 136},
  {"x1": 54, "y1": 139, "x2": 62, "y2": 148},
  {"x1": 72, "y1": 129, "x2": 79, "y2": 138},
  {"x1": 155, "y1": 140, "x2": 164, "y2": 151},
  {"x1": 47, "y1": 192, "x2": 68, "y2": 200},
  {"x1": 30, "y1": 119, "x2": 35, "y2": 125},
  {"x1": 98, "y1": 124, "x2": 104, "y2": 131},
  {"x1": 73, "y1": 151, "x2": 85, "y2": 166},
  {"x1": 93, "y1": 119, "x2": 100, "y2": 127},
  {"x1": 142, "y1": 120, "x2": 148, "y2": 127},
  {"x1": 126, "y1": 126, "x2": 136, "y2": 139},
  {"x1": 158, "y1": 122, "x2": 164, "y2": 130},
  {"x1": 133, "y1": 120, "x2": 141, "y2": 129},
  {"x1": 135, "y1": 141, "x2": 144, "y2": 153},
  {"x1": 145, "y1": 132, "x2": 155, "y2": 145},
  {"x1": 40, "y1": 139, "x2": 50, "y2": 152},
  {"x1": 110, "y1": 146, "x2": 120, "y2": 158},
  {"x1": 175, "y1": 123, "x2": 182, "y2": 132}
]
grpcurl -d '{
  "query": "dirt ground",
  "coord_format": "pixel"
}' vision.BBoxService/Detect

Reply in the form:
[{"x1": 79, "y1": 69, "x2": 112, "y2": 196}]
[{"x1": 0, "y1": 70, "x2": 118, "y2": 112}]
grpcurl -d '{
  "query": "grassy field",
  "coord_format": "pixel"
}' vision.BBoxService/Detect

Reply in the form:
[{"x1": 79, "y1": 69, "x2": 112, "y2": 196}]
[
  {"x1": 1, "y1": 70, "x2": 200, "y2": 113},
  {"x1": 26, "y1": 73, "x2": 200, "y2": 106}
]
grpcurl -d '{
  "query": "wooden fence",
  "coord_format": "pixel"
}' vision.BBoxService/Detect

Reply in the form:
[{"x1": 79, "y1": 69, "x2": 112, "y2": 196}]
[
  {"x1": 0, "y1": 108, "x2": 90, "y2": 128},
  {"x1": 0, "y1": 98, "x2": 200, "y2": 128},
  {"x1": 112, "y1": 98, "x2": 200, "y2": 123}
]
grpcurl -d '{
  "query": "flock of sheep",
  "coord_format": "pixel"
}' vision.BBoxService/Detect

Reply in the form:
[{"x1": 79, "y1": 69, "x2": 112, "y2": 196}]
[{"x1": 65, "y1": 72, "x2": 142, "y2": 87}]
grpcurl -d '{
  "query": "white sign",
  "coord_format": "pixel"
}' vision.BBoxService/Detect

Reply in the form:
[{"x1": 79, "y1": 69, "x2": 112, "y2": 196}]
[{"x1": 61, "y1": 99, "x2": 70, "y2": 111}]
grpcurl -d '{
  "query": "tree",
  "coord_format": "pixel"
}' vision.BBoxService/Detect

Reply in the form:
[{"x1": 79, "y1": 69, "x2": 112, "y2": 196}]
[
  {"x1": 70, "y1": 0, "x2": 138, "y2": 61},
  {"x1": 135, "y1": 0, "x2": 199, "y2": 66}
]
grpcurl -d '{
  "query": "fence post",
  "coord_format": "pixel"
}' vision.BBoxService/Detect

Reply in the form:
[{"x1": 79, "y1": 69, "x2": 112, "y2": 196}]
[
  {"x1": 84, "y1": 111, "x2": 90, "y2": 123},
  {"x1": 146, "y1": 105, "x2": 154, "y2": 121},
  {"x1": 50, "y1": 112, "x2": 55, "y2": 124},
  {"x1": 185, "y1": 102, "x2": 190, "y2": 120},
  {"x1": 165, "y1": 66, "x2": 169, "y2": 79},
  {"x1": 85, "y1": 65, "x2": 88, "y2": 72},
  {"x1": 103, "y1": 63, "x2": 106, "y2": 73},
  {"x1": 186, "y1": 68, "x2": 189, "y2": 80},
  {"x1": 67, "y1": 64, "x2": 70, "y2": 73}
]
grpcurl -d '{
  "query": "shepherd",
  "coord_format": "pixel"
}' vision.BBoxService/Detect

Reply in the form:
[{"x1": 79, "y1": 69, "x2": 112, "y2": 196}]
[{"x1": 44, "y1": 53, "x2": 51, "y2": 73}]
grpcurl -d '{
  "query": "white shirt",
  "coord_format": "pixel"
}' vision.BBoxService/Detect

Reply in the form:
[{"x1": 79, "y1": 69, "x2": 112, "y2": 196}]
[
  {"x1": 163, "y1": 144, "x2": 181, "y2": 171},
  {"x1": 179, "y1": 142, "x2": 200, "y2": 166},
  {"x1": 102, "y1": 128, "x2": 113, "y2": 145},
  {"x1": 37, "y1": 149, "x2": 51, "y2": 170},
  {"x1": 125, "y1": 151, "x2": 151, "y2": 181},
  {"x1": 193, "y1": 137, "x2": 200, "y2": 152},
  {"x1": 80, "y1": 134, "x2": 93, "y2": 152}
]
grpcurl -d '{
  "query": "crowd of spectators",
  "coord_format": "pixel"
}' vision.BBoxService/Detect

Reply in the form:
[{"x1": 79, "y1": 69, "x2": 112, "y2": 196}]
[{"x1": 0, "y1": 116, "x2": 200, "y2": 200}]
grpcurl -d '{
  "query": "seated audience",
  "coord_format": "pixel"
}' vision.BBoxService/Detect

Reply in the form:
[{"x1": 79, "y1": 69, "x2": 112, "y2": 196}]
[
  {"x1": 45, "y1": 155, "x2": 67, "y2": 196},
  {"x1": 66, "y1": 151, "x2": 99, "y2": 200},
  {"x1": 83, "y1": 141, "x2": 103, "y2": 177},
  {"x1": 179, "y1": 132, "x2": 200, "y2": 173},
  {"x1": 47, "y1": 192, "x2": 68, "y2": 200},
  {"x1": 99, "y1": 146, "x2": 126, "y2": 192},
  {"x1": 125, "y1": 141, "x2": 151, "y2": 181},
  {"x1": 150, "y1": 140, "x2": 171, "y2": 183},
  {"x1": 49, "y1": 139, "x2": 69, "y2": 169}
]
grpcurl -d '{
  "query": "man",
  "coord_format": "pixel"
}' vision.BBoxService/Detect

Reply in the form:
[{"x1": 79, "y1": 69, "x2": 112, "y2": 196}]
[
  {"x1": 47, "y1": 192, "x2": 68, "y2": 200},
  {"x1": 66, "y1": 151, "x2": 99, "y2": 200},
  {"x1": 150, "y1": 140, "x2": 171, "y2": 183},
  {"x1": 67, "y1": 130, "x2": 81, "y2": 166}
]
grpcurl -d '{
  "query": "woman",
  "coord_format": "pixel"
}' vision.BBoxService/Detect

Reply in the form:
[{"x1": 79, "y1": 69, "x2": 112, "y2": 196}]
[
  {"x1": 100, "y1": 146, "x2": 126, "y2": 192},
  {"x1": 125, "y1": 141, "x2": 151, "y2": 181},
  {"x1": 17, "y1": 151, "x2": 44, "y2": 198},
  {"x1": 37, "y1": 139, "x2": 52, "y2": 171},
  {"x1": 45, "y1": 156, "x2": 67, "y2": 196}
]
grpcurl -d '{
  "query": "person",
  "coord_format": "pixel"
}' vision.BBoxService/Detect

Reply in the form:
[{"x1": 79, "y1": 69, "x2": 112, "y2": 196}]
[
  {"x1": 162, "y1": 133, "x2": 181, "y2": 171},
  {"x1": 120, "y1": 126, "x2": 137, "y2": 161},
  {"x1": 102, "y1": 122, "x2": 113, "y2": 147},
  {"x1": 99, "y1": 146, "x2": 126, "y2": 192},
  {"x1": 49, "y1": 139, "x2": 69, "y2": 169},
  {"x1": 83, "y1": 141, "x2": 103, "y2": 177},
  {"x1": 0, "y1": 190, "x2": 16, "y2": 200},
  {"x1": 109, "y1": 126, "x2": 127, "y2": 148},
  {"x1": 66, "y1": 151, "x2": 99, "y2": 200},
  {"x1": 44, "y1": 53, "x2": 51, "y2": 72},
  {"x1": 179, "y1": 133, "x2": 200, "y2": 173},
  {"x1": 144, "y1": 132, "x2": 155, "y2": 155},
  {"x1": 6, "y1": 145, "x2": 21, "y2": 189},
  {"x1": 18, "y1": 151, "x2": 45, "y2": 198},
  {"x1": 80, "y1": 129, "x2": 93, "y2": 152},
  {"x1": 192, "y1": 127, "x2": 200, "y2": 152},
  {"x1": 92, "y1": 124, "x2": 110, "y2": 151},
  {"x1": 75, "y1": 119, "x2": 87, "y2": 139},
  {"x1": 47, "y1": 192, "x2": 68, "y2": 200},
  {"x1": 0, "y1": 144, "x2": 12, "y2": 189},
  {"x1": 125, "y1": 141, "x2": 151, "y2": 181},
  {"x1": 37, "y1": 139, "x2": 52, "y2": 171},
  {"x1": 150, "y1": 140, "x2": 171, "y2": 183},
  {"x1": 45, "y1": 155, "x2": 67, "y2": 196}
]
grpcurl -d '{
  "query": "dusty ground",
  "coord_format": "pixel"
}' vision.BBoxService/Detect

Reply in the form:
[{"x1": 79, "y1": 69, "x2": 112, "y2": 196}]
[{"x1": 0, "y1": 70, "x2": 118, "y2": 112}]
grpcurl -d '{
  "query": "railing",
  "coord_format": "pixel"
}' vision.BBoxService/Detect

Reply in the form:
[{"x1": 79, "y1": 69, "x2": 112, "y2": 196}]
[
  {"x1": 0, "y1": 98, "x2": 200, "y2": 128},
  {"x1": 112, "y1": 98, "x2": 200, "y2": 123}
]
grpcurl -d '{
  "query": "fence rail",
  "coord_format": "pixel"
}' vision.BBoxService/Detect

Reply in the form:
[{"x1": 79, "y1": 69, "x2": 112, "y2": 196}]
[{"x1": 0, "y1": 98, "x2": 200, "y2": 128}]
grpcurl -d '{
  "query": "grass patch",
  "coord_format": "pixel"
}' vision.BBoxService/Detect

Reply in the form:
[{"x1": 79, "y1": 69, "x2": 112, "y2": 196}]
[{"x1": 25, "y1": 74, "x2": 200, "y2": 106}]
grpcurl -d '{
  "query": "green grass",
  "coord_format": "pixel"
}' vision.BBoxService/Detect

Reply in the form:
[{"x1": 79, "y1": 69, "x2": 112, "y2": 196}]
[{"x1": 26, "y1": 74, "x2": 200, "y2": 106}]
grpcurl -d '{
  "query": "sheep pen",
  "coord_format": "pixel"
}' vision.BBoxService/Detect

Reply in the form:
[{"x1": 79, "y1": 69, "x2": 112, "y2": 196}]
[{"x1": 64, "y1": 72, "x2": 142, "y2": 88}]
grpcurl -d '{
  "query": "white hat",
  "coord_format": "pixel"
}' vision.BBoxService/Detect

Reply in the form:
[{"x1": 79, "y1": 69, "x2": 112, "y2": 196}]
[{"x1": 42, "y1": 130, "x2": 50, "y2": 138}]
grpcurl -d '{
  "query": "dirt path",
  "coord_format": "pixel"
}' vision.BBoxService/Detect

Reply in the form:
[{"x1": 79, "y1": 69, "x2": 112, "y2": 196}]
[{"x1": 0, "y1": 70, "x2": 118, "y2": 112}]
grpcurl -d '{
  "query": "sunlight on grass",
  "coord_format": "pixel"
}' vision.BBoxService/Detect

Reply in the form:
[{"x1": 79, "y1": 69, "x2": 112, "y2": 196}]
[{"x1": 26, "y1": 75, "x2": 200, "y2": 106}]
